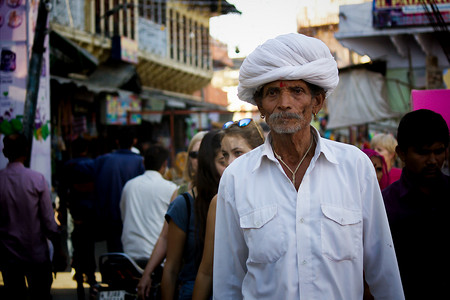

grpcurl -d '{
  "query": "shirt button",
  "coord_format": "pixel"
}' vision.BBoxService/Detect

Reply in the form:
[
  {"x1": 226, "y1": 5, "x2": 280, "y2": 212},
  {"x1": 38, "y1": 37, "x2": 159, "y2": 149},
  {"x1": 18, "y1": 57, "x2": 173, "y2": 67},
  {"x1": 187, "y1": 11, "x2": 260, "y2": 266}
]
[
  {"x1": 302, "y1": 260, "x2": 307, "y2": 265},
  {"x1": 299, "y1": 218, "x2": 305, "y2": 223}
]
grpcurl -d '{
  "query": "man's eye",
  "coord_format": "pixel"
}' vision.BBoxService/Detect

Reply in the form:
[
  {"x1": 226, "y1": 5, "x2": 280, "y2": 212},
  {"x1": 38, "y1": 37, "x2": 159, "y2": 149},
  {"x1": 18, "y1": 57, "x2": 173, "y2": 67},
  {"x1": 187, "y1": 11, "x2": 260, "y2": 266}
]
[
  {"x1": 292, "y1": 87, "x2": 303, "y2": 93},
  {"x1": 434, "y1": 148, "x2": 445, "y2": 155},
  {"x1": 234, "y1": 151, "x2": 243, "y2": 157},
  {"x1": 266, "y1": 88, "x2": 278, "y2": 96}
]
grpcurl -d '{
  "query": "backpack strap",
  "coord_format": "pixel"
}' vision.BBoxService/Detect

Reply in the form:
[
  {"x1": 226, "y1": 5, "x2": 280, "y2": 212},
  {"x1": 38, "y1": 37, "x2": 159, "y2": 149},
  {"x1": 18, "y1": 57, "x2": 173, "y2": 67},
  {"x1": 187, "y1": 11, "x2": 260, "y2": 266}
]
[
  {"x1": 181, "y1": 192, "x2": 191, "y2": 228},
  {"x1": 181, "y1": 193, "x2": 191, "y2": 257}
]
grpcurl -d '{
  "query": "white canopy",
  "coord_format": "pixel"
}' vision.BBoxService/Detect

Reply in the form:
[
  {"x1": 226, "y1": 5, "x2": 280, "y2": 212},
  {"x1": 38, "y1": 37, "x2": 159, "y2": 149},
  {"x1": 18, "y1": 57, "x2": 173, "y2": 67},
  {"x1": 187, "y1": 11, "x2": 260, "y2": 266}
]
[
  {"x1": 335, "y1": 2, "x2": 449, "y2": 69},
  {"x1": 326, "y1": 68, "x2": 400, "y2": 129}
]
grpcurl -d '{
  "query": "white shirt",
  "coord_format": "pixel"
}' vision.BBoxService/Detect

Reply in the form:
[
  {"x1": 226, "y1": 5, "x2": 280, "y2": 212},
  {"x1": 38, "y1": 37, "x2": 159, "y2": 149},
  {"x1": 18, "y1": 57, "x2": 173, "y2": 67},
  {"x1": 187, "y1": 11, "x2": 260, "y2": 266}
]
[
  {"x1": 213, "y1": 128, "x2": 404, "y2": 300},
  {"x1": 120, "y1": 170, "x2": 177, "y2": 261}
]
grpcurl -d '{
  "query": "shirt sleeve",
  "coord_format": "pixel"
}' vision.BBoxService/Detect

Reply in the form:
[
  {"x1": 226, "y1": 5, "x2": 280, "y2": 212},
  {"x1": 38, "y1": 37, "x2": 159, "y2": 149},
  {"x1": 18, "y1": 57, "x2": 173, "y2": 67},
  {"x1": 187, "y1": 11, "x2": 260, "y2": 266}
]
[
  {"x1": 213, "y1": 174, "x2": 248, "y2": 300},
  {"x1": 361, "y1": 157, "x2": 405, "y2": 300},
  {"x1": 165, "y1": 194, "x2": 190, "y2": 233}
]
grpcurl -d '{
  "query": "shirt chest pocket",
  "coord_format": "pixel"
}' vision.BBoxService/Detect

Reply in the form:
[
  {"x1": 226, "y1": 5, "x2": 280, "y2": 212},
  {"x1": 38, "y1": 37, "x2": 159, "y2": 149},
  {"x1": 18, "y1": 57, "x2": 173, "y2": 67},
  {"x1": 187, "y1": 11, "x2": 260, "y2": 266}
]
[
  {"x1": 240, "y1": 205, "x2": 287, "y2": 264},
  {"x1": 321, "y1": 204, "x2": 362, "y2": 261}
]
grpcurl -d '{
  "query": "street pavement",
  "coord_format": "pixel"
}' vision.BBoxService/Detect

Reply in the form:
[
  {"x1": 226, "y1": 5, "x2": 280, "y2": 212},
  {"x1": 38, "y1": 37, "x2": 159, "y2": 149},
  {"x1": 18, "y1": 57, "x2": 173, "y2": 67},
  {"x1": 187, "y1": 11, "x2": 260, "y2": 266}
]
[
  {"x1": 0, "y1": 241, "x2": 108, "y2": 300},
  {"x1": 0, "y1": 270, "x2": 96, "y2": 300}
]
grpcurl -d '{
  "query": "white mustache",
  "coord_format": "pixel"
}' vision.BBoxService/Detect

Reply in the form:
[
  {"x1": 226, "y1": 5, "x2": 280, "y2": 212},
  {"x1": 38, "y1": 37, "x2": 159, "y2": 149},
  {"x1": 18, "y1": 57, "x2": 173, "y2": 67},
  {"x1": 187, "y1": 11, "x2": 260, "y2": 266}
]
[{"x1": 269, "y1": 112, "x2": 303, "y2": 122}]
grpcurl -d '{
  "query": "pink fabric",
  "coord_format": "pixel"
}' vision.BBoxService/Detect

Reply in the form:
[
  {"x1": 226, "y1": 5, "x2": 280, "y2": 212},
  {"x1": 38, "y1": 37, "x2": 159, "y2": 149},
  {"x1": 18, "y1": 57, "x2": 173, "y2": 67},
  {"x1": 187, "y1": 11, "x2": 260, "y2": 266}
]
[
  {"x1": 362, "y1": 149, "x2": 390, "y2": 190},
  {"x1": 411, "y1": 89, "x2": 450, "y2": 129},
  {"x1": 388, "y1": 167, "x2": 402, "y2": 185}
]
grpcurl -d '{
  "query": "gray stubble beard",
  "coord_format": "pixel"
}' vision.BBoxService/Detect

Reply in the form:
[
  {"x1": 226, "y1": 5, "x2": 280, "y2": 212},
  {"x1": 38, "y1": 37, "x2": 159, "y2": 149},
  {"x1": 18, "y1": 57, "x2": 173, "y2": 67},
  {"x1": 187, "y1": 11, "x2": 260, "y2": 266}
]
[{"x1": 267, "y1": 112, "x2": 305, "y2": 134}]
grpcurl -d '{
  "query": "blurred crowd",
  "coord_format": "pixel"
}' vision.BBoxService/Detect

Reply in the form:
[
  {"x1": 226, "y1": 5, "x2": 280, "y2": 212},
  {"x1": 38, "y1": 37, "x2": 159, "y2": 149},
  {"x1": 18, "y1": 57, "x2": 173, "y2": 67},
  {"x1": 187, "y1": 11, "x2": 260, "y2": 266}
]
[{"x1": 1, "y1": 32, "x2": 449, "y2": 300}]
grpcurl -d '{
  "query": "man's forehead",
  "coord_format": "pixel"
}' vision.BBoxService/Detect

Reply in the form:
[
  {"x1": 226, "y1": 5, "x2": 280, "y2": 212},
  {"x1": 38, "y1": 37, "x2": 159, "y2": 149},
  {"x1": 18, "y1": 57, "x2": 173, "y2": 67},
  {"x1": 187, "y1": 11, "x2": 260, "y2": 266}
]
[
  {"x1": 411, "y1": 142, "x2": 446, "y2": 152},
  {"x1": 262, "y1": 80, "x2": 309, "y2": 92}
]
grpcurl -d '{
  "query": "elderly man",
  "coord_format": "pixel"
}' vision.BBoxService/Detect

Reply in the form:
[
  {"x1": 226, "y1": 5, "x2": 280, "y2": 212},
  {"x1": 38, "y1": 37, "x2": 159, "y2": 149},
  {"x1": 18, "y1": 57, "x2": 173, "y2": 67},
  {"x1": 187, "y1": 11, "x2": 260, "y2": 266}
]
[{"x1": 213, "y1": 33, "x2": 404, "y2": 300}]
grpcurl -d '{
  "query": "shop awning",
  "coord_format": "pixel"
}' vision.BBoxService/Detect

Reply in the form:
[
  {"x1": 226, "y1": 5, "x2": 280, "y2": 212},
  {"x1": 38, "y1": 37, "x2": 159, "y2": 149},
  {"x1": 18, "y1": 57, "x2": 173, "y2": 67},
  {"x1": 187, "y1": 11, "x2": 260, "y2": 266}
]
[
  {"x1": 51, "y1": 75, "x2": 228, "y2": 111},
  {"x1": 141, "y1": 87, "x2": 228, "y2": 111},
  {"x1": 88, "y1": 60, "x2": 140, "y2": 91},
  {"x1": 49, "y1": 30, "x2": 98, "y2": 74},
  {"x1": 335, "y1": 2, "x2": 450, "y2": 69},
  {"x1": 326, "y1": 68, "x2": 401, "y2": 129}
]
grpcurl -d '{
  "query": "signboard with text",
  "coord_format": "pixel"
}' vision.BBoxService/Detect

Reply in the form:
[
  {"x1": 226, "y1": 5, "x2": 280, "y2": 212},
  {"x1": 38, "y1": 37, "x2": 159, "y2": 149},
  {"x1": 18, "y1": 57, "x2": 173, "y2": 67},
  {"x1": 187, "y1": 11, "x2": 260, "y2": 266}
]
[{"x1": 373, "y1": 0, "x2": 450, "y2": 28}]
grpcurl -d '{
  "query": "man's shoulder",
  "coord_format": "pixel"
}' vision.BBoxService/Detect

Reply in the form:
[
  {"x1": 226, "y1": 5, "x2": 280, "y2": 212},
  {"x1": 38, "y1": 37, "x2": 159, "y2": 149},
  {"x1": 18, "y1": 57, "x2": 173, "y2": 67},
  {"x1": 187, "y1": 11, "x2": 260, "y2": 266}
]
[
  {"x1": 149, "y1": 171, "x2": 178, "y2": 188},
  {"x1": 321, "y1": 137, "x2": 362, "y2": 154},
  {"x1": 382, "y1": 179, "x2": 404, "y2": 202},
  {"x1": 319, "y1": 137, "x2": 368, "y2": 166}
]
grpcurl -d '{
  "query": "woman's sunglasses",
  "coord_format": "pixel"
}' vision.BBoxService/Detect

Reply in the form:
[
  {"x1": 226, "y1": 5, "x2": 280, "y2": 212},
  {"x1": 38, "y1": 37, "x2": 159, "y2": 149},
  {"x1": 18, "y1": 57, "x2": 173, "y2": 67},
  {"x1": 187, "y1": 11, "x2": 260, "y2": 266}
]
[
  {"x1": 188, "y1": 151, "x2": 199, "y2": 159},
  {"x1": 222, "y1": 118, "x2": 264, "y2": 140},
  {"x1": 222, "y1": 118, "x2": 252, "y2": 129}
]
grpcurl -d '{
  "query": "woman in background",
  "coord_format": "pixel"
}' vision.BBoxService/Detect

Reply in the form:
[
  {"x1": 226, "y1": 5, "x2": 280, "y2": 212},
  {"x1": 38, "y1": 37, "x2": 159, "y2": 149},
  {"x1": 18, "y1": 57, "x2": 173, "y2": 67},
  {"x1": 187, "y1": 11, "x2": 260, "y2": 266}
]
[
  {"x1": 138, "y1": 131, "x2": 207, "y2": 300},
  {"x1": 371, "y1": 133, "x2": 402, "y2": 185},
  {"x1": 362, "y1": 148, "x2": 390, "y2": 191},
  {"x1": 161, "y1": 130, "x2": 225, "y2": 300},
  {"x1": 192, "y1": 119, "x2": 265, "y2": 300}
]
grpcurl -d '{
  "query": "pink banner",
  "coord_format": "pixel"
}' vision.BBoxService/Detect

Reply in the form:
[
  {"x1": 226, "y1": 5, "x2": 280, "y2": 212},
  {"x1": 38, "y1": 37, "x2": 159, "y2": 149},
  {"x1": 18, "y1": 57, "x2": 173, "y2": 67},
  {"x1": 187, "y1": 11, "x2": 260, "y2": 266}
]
[{"x1": 411, "y1": 89, "x2": 450, "y2": 129}]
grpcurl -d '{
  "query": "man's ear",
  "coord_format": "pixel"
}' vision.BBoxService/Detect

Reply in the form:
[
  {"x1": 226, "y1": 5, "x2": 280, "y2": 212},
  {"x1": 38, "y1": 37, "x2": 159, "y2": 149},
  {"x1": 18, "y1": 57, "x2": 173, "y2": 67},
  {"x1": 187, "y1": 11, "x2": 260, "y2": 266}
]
[
  {"x1": 255, "y1": 98, "x2": 266, "y2": 117},
  {"x1": 395, "y1": 145, "x2": 406, "y2": 163},
  {"x1": 312, "y1": 92, "x2": 325, "y2": 114}
]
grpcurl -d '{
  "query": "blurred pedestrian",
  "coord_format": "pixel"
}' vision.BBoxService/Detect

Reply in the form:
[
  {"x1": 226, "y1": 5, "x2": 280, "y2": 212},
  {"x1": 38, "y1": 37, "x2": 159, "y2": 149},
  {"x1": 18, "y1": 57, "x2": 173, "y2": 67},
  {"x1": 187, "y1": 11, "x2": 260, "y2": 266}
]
[
  {"x1": 192, "y1": 118, "x2": 264, "y2": 300},
  {"x1": 137, "y1": 131, "x2": 207, "y2": 300},
  {"x1": 371, "y1": 133, "x2": 402, "y2": 185},
  {"x1": 382, "y1": 109, "x2": 449, "y2": 299},
  {"x1": 362, "y1": 148, "x2": 390, "y2": 190},
  {"x1": 0, "y1": 133, "x2": 59, "y2": 299},
  {"x1": 120, "y1": 145, "x2": 178, "y2": 267},
  {"x1": 93, "y1": 127, "x2": 145, "y2": 252},
  {"x1": 213, "y1": 33, "x2": 404, "y2": 300},
  {"x1": 164, "y1": 151, "x2": 188, "y2": 186},
  {"x1": 60, "y1": 137, "x2": 98, "y2": 297},
  {"x1": 161, "y1": 130, "x2": 225, "y2": 300}
]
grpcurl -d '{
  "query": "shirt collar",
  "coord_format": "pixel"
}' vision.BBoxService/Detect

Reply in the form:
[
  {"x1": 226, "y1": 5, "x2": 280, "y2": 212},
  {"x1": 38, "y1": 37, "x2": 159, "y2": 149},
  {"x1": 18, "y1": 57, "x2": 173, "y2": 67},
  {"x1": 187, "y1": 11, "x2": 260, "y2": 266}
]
[
  {"x1": 144, "y1": 170, "x2": 163, "y2": 178},
  {"x1": 254, "y1": 126, "x2": 338, "y2": 173},
  {"x1": 7, "y1": 161, "x2": 25, "y2": 169}
]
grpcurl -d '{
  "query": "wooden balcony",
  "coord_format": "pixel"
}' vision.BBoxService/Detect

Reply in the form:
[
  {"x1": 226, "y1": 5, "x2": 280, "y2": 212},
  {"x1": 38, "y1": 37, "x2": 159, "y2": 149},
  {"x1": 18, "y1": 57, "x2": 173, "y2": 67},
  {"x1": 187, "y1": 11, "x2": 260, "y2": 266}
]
[{"x1": 49, "y1": 0, "x2": 220, "y2": 94}]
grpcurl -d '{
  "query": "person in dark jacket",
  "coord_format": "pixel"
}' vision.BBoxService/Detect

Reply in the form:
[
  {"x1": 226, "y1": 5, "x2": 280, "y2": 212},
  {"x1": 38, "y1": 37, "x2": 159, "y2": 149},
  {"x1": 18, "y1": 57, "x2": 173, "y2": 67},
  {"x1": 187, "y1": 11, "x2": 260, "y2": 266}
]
[{"x1": 383, "y1": 109, "x2": 449, "y2": 300}]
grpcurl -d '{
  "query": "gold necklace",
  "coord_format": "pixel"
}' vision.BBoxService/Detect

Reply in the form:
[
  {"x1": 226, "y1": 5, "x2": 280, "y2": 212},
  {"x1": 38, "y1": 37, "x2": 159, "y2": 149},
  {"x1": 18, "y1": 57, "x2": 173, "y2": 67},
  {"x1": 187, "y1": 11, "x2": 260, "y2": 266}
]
[{"x1": 273, "y1": 138, "x2": 313, "y2": 185}]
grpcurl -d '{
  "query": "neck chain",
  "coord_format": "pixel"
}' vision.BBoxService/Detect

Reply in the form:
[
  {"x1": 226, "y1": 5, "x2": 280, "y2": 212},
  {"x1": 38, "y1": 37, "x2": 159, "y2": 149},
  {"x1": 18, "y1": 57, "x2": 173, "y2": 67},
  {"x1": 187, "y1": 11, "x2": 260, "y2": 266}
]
[{"x1": 273, "y1": 138, "x2": 314, "y2": 185}]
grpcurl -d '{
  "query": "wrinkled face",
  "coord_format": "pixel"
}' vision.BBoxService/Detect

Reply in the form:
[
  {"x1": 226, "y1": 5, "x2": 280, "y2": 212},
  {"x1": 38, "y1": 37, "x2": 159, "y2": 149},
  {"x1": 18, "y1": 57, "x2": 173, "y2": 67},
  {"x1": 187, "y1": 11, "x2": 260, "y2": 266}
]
[
  {"x1": 398, "y1": 142, "x2": 447, "y2": 181},
  {"x1": 370, "y1": 156, "x2": 384, "y2": 183},
  {"x1": 214, "y1": 150, "x2": 227, "y2": 176},
  {"x1": 221, "y1": 135, "x2": 253, "y2": 166},
  {"x1": 257, "y1": 80, "x2": 324, "y2": 134}
]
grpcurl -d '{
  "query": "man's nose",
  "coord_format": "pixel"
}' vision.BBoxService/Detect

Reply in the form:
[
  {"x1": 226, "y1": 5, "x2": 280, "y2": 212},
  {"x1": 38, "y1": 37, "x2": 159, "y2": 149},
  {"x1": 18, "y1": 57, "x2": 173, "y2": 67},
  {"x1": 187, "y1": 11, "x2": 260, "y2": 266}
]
[
  {"x1": 427, "y1": 153, "x2": 438, "y2": 165},
  {"x1": 277, "y1": 90, "x2": 293, "y2": 110}
]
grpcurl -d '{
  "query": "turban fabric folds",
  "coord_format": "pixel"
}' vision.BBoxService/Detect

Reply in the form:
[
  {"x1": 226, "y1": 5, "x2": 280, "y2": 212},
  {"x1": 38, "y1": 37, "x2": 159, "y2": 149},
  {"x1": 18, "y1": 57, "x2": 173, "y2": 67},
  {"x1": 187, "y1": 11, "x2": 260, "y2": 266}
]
[{"x1": 238, "y1": 33, "x2": 339, "y2": 105}]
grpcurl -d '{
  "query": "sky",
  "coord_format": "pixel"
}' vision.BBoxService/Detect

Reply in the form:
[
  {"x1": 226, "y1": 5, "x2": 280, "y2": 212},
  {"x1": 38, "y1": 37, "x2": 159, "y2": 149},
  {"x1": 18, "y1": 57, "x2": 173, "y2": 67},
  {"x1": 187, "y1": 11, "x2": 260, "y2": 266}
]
[
  {"x1": 209, "y1": 0, "x2": 339, "y2": 58},
  {"x1": 210, "y1": 0, "x2": 306, "y2": 58}
]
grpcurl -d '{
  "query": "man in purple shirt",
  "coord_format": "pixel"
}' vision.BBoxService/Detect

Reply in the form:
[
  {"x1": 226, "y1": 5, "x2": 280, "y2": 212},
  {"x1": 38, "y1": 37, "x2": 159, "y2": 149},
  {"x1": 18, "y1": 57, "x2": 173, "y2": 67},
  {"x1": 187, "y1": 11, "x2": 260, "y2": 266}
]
[
  {"x1": 0, "y1": 133, "x2": 59, "y2": 299},
  {"x1": 382, "y1": 109, "x2": 449, "y2": 299}
]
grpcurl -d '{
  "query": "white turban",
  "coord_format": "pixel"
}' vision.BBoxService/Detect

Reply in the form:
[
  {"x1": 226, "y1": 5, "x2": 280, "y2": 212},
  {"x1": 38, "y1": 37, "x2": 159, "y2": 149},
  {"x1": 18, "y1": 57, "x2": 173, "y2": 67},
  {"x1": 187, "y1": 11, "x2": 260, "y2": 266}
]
[{"x1": 238, "y1": 33, "x2": 339, "y2": 105}]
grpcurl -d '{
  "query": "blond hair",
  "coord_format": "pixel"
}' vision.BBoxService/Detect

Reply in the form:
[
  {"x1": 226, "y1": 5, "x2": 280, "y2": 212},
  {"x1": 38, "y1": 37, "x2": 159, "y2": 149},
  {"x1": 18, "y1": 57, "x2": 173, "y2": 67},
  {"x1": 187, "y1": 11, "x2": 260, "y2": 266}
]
[
  {"x1": 183, "y1": 131, "x2": 207, "y2": 183},
  {"x1": 370, "y1": 133, "x2": 398, "y2": 156}
]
